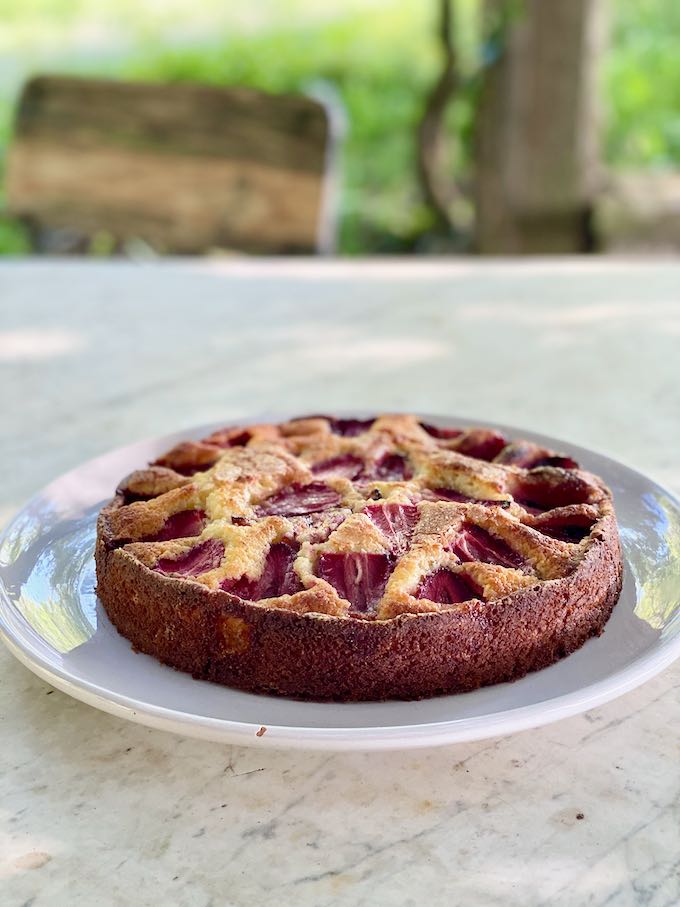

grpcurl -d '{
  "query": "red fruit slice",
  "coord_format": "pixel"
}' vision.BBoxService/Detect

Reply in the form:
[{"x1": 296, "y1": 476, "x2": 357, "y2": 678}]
[
  {"x1": 420, "y1": 422, "x2": 463, "y2": 440},
  {"x1": 256, "y1": 482, "x2": 341, "y2": 517},
  {"x1": 449, "y1": 525, "x2": 524, "y2": 569},
  {"x1": 312, "y1": 454, "x2": 365, "y2": 480},
  {"x1": 221, "y1": 542, "x2": 302, "y2": 600},
  {"x1": 495, "y1": 444, "x2": 579, "y2": 470},
  {"x1": 145, "y1": 509, "x2": 206, "y2": 542},
  {"x1": 536, "y1": 523, "x2": 591, "y2": 542},
  {"x1": 416, "y1": 569, "x2": 481, "y2": 604},
  {"x1": 297, "y1": 415, "x2": 375, "y2": 437},
  {"x1": 154, "y1": 539, "x2": 224, "y2": 576},
  {"x1": 317, "y1": 552, "x2": 393, "y2": 612},
  {"x1": 513, "y1": 476, "x2": 591, "y2": 512},
  {"x1": 493, "y1": 443, "x2": 545, "y2": 467},
  {"x1": 154, "y1": 443, "x2": 219, "y2": 476},
  {"x1": 372, "y1": 453, "x2": 412, "y2": 481},
  {"x1": 120, "y1": 489, "x2": 153, "y2": 504},
  {"x1": 206, "y1": 429, "x2": 252, "y2": 449},
  {"x1": 224, "y1": 430, "x2": 251, "y2": 447},
  {"x1": 514, "y1": 500, "x2": 545, "y2": 515},
  {"x1": 455, "y1": 430, "x2": 508, "y2": 461},
  {"x1": 531, "y1": 512, "x2": 596, "y2": 542},
  {"x1": 423, "y1": 488, "x2": 510, "y2": 507},
  {"x1": 530, "y1": 455, "x2": 579, "y2": 470},
  {"x1": 365, "y1": 503, "x2": 419, "y2": 553},
  {"x1": 329, "y1": 417, "x2": 375, "y2": 437}
]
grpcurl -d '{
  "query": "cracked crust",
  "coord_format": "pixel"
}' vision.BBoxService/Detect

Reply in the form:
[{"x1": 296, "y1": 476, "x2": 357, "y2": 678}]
[{"x1": 95, "y1": 414, "x2": 623, "y2": 701}]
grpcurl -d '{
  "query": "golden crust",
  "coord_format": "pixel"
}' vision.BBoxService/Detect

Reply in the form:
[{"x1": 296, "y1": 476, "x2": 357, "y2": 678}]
[{"x1": 96, "y1": 413, "x2": 623, "y2": 701}]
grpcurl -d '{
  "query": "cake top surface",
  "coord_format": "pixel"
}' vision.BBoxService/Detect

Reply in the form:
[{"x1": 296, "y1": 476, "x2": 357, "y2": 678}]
[{"x1": 101, "y1": 414, "x2": 613, "y2": 621}]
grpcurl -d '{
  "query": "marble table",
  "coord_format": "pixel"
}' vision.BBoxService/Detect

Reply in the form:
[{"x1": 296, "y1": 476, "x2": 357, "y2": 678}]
[{"x1": 1, "y1": 259, "x2": 678, "y2": 907}]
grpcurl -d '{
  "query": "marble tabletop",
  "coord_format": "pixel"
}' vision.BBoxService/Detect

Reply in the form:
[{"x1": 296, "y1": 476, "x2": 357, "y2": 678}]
[{"x1": 1, "y1": 258, "x2": 678, "y2": 907}]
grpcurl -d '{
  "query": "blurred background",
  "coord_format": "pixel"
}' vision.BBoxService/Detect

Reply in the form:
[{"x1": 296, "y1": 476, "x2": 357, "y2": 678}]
[{"x1": 1, "y1": 0, "x2": 679, "y2": 258}]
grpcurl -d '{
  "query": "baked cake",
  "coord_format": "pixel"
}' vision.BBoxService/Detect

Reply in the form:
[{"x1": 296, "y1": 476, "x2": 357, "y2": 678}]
[{"x1": 95, "y1": 414, "x2": 622, "y2": 701}]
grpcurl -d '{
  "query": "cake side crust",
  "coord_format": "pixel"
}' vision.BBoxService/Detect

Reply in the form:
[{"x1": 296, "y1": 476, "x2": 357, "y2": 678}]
[{"x1": 95, "y1": 507, "x2": 623, "y2": 702}]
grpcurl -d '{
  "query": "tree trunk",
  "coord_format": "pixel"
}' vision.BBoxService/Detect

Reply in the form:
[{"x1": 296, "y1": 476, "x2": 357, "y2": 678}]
[
  {"x1": 417, "y1": 0, "x2": 460, "y2": 232},
  {"x1": 475, "y1": 0, "x2": 608, "y2": 254}
]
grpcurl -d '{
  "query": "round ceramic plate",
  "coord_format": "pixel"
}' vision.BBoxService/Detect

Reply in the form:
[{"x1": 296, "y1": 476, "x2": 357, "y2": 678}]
[{"x1": 1, "y1": 415, "x2": 679, "y2": 750}]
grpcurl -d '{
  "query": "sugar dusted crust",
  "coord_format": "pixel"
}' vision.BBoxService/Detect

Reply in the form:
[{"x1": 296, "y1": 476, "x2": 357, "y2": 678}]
[{"x1": 95, "y1": 414, "x2": 623, "y2": 701}]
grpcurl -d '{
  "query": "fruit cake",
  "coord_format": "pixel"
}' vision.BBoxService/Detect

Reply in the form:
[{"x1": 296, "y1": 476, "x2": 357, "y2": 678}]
[{"x1": 95, "y1": 414, "x2": 623, "y2": 701}]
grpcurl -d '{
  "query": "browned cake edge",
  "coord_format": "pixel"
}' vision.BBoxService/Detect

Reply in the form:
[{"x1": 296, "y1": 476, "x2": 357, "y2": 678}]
[{"x1": 95, "y1": 505, "x2": 623, "y2": 702}]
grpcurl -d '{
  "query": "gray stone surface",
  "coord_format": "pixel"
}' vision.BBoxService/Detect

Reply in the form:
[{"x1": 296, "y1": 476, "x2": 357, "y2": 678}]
[{"x1": 1, "y1": 258, "x2": 679, "y2": 906}]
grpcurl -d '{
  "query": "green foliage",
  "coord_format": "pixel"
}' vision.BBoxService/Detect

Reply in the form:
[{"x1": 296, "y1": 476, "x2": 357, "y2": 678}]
[
  {"x1": 123, "y1": 10, "x2": 443, "y2": 253},
  {"x1": 604, "y1": 0, "x2": 680, "y2": 166},
  {"x1": 0, "y1": 215, "x2": 30, "y2": 254},
  {"x1": 0, "y1": 0, "x2": 678, "y2": 255}
]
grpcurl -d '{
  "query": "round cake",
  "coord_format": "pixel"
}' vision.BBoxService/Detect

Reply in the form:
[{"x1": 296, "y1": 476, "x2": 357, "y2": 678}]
[{"x1": 95, "y1": 414, "x2": 623, "y2": 701}]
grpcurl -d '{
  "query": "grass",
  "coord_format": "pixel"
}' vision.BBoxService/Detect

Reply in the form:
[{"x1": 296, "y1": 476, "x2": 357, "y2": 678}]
[{"x1": 0, "y1": 0, "x2": 678, "y2": 254}]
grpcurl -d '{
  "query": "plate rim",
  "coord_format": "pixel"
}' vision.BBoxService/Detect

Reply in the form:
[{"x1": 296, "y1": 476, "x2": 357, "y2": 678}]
[{"x1": 2, "y1": 411, "x2": 679, "y2": 750}]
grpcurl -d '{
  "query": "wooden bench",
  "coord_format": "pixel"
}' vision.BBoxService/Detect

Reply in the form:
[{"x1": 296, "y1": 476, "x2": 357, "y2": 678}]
[{"x1": 5, "y1": 76, "x2": 336, "y2": 255}]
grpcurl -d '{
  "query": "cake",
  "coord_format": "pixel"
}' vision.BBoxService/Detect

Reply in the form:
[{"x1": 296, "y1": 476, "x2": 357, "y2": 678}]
[{"x1": 95, "y1": 414, "x2": 623, "y2": 701}]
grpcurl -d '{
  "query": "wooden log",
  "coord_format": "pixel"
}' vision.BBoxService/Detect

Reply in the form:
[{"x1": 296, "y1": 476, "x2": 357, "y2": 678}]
[{"x1": 6, "y1": 76, "x2": 334, "y2": 254}]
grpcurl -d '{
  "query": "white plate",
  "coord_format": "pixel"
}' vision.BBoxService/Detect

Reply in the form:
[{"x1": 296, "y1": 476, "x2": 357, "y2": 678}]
[{"x1": 1, "y1": 415, "x2": 679, "y2": 750}]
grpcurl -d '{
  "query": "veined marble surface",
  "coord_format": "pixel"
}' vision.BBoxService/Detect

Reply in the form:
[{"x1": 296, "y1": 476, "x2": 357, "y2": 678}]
[{"x1": 1, "y1": 259, "x2": 679, "y2": 907}]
